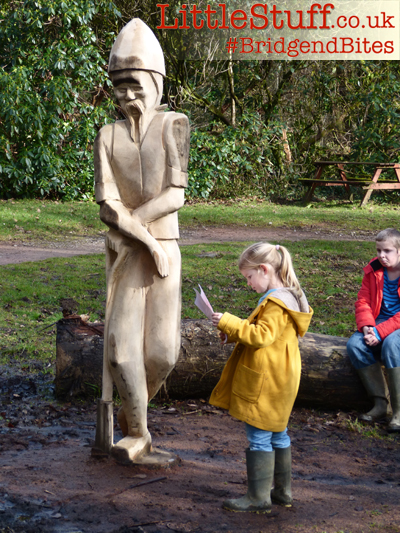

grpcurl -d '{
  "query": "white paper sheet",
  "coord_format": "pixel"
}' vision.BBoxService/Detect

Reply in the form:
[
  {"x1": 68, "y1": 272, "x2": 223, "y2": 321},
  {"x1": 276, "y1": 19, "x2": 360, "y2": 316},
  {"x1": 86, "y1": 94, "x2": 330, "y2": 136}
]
[
  {"x1": 194, "y1": 284, "x2": 214, "y2": 320},
  {"x1": 194, "y1": 284, "x2": 227, "y2": 344}
]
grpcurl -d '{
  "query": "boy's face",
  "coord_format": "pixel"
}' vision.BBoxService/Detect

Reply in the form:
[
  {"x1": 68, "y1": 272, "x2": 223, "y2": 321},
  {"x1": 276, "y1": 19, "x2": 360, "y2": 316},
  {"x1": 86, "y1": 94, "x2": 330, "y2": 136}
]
[{"x1": 376, "y1": 239, "x2": 400, "y2": 270}]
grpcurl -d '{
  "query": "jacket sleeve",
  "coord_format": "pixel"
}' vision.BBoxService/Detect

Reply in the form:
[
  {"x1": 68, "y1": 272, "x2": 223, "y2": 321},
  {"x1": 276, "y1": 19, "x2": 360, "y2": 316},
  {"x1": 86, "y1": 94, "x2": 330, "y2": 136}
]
[
  {"x1": 355, "y1": 271, "x2": 376, "y2": 331},
  {"x1": 217, "y1": 301, "x2": 289, "y2": 349},
  {"x1": 376, "y1": 313, "x2": 400, "y2": 340}
]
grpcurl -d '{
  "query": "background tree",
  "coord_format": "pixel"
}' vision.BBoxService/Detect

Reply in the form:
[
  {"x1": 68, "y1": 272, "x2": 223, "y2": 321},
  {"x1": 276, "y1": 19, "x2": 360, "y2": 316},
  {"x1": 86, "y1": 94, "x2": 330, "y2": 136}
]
[
  {"x1": 0, "y1": 0, "x2": 120, "y2": 199},
  {"x1": 1, "y1": 0, "x2": 399, "y2": 201}
]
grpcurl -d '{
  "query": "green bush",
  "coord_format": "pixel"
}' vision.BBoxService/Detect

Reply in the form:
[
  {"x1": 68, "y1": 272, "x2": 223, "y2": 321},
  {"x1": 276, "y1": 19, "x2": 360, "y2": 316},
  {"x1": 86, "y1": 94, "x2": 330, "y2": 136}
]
[
  {"x1": 187, "y1": 112, "x2": 291, "y2": 199},
  {"x1": 0, "y1": 0, "x2": 120, "y2": 200}
]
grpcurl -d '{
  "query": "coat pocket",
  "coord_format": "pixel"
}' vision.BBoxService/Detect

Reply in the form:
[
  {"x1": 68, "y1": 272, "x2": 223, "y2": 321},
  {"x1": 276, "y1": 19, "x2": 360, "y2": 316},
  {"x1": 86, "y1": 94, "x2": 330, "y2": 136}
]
[{"x1": 232, "y1": 364, "x2": 265, "y2": 403}]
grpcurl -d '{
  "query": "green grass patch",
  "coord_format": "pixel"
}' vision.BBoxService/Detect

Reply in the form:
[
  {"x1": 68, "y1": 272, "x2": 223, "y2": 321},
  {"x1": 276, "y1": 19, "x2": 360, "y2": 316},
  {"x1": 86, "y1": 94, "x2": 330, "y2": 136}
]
[
  {"x1": 0, "y1": 255, "x2": 107, "y2": 368},
  {"x1": 0, "y1": 239, "x2": 375, "y2": 368},
  {"x1": 1, "y1": 198, "x2": 400, "y2": 244},
  {"x1": 179, "y1": 198, "x2": 400, "y2": 234},
  {"x1": 0, "y1": 199, "x2": 104, "y2": 242},
  {"x1": 182, "y1": 240, "x2": 372, "y2": 338}
]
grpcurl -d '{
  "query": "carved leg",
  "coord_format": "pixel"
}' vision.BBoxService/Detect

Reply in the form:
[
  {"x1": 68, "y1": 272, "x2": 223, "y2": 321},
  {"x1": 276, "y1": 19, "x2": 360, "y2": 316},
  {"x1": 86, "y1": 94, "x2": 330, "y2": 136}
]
[
  {"x1": 145, "y1": 240, "x2": 181, "y2": 400},
  {"x1": 105, "y1": 245, "x2": 153, "y2": 462},
  {"x1": 108, "y1": 331, "x2": 152, "y2": 461},
  {"x1": 105, "y1": 240, "x2": 181, "y2": 466}
]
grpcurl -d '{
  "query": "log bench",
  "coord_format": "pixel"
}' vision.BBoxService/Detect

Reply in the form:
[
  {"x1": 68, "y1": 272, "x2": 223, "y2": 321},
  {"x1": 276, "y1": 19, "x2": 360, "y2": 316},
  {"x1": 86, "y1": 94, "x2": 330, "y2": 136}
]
[
  {"x1": 300, "y1": 161, "x2": 400, "y2": 206},
  {"x1": 55, "y1": 317, "x2": 376, "y2": 412}
]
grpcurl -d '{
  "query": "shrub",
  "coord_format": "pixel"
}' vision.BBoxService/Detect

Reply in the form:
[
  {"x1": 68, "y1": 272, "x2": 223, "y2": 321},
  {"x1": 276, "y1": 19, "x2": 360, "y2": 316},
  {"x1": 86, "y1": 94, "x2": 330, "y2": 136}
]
[
  {"x1": 187, "y1": 112, "x2": 292, "y2": 199},
  {"x1": 0, "y1": 0, "x2": 120, "y2": 199}
]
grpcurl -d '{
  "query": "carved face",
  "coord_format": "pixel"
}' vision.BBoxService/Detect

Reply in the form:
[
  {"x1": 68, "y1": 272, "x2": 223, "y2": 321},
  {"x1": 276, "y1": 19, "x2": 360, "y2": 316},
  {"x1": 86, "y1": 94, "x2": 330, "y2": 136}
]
[{"x1": 112, "y1": 70, "x2": 161, "y2": 116}]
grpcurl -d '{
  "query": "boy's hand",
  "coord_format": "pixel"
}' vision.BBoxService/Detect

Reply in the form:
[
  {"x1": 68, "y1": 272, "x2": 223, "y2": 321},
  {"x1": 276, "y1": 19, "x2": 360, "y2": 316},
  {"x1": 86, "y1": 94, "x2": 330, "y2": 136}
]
[
  {"x1": 364, "y1": 332, "x2": 380, "y2": 346},
  {"x1": 363, "y1": 325, "x2": 380, "y2": 346},
  {"x1": 212, "y1": 312, "x2": 223, "y2": 327},
  {"x1": 363, "y1": 326, "x2": 374, "y2": 336}
]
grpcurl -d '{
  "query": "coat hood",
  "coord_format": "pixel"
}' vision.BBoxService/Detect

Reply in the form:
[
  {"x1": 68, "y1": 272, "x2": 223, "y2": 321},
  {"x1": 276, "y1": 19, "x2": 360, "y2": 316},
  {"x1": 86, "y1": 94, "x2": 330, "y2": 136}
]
[
  {"x1": 264, "y1": 288, "x2": 313, "y2": 337},
  {"x1": 364, "y1": 257, "x2": 383, "y2": 274}
]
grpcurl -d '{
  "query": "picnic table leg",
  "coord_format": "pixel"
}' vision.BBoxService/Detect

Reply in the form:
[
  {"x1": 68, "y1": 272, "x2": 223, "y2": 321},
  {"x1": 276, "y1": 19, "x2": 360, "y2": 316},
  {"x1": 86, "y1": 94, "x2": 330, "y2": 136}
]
[
  {"x1": 303, "y1": 165, "x2": 323, "y2": 204},
  {"x1": 303, "y1": 182, "x2": 317, "y2": 204},
  {"x1": 360, "y1": 168, "x2": 382, "y2": 207},
  {"x1": 337, "y1": 164, "x2": 352, "y2": 199},
  {"x1": 394, "y1": 164, "x2": 400, "y2": 182}
]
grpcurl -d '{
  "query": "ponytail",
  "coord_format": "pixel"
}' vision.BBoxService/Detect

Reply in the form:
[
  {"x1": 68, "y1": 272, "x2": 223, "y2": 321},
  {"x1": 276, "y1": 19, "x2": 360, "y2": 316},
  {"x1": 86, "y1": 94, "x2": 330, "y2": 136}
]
[{"x1": 238, "y1": 242, "x2": 302, "y2": 298}]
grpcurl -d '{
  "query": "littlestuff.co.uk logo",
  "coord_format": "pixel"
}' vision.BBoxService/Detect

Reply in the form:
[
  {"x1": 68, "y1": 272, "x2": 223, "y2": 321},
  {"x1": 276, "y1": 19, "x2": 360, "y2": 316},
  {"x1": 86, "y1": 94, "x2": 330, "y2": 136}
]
[{"x1": 156, "y1": 2, "x2": 399, "y2": 60}]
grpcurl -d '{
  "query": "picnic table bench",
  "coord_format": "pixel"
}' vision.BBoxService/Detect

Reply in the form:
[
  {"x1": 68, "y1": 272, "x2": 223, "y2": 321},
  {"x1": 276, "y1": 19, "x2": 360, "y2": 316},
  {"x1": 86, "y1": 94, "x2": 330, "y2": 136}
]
[{"x1": 300, "y1": 161, "x2": 400, "y2": 206}]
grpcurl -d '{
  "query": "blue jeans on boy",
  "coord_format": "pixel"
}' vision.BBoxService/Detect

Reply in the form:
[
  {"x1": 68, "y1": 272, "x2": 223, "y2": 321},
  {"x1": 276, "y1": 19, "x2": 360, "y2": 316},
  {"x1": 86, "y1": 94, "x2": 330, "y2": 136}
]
[
  {"x1": 245, "y1": 423, "x2": 290, "y2": 452},
  {"x1": 347, "y1": 323, "x2": 400, "y2": 370}
]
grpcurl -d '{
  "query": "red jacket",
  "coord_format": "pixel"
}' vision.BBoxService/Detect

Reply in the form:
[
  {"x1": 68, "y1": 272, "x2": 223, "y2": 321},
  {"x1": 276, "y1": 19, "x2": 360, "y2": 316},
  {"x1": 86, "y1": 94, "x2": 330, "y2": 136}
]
[{"x1": 355, "y1": 257, "x2": 400, "y2": 340}]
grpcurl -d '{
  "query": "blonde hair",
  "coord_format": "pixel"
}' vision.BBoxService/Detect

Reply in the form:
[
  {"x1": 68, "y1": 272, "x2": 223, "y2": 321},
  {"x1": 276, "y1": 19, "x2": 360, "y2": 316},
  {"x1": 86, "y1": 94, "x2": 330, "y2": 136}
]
[
  {"x1": 376, "y1": 228, "x2": 400, "y2": 250},
  {"x1": 238, "y1": 242, "x2": 302, "y2": 298}
]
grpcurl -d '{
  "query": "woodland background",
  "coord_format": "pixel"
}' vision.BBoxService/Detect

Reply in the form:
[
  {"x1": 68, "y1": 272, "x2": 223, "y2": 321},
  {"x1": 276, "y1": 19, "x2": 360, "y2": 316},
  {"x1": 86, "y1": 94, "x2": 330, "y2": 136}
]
[{"x1": 0, "y1": 0, "x2": 399, "y2": 201}]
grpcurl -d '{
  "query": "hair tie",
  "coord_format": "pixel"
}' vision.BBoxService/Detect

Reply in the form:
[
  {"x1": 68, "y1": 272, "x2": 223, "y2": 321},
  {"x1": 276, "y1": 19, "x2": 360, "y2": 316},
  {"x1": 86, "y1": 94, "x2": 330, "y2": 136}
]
[{"x1": 276, "y1": 244, "x2": 280, "y2": 251}]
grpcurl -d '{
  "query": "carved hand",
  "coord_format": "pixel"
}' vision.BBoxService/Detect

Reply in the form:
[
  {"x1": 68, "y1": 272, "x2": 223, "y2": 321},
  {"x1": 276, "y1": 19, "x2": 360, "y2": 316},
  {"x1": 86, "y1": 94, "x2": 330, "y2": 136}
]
[{"x1": 150, "y1": 243, "x2": 169, "y2": 278}]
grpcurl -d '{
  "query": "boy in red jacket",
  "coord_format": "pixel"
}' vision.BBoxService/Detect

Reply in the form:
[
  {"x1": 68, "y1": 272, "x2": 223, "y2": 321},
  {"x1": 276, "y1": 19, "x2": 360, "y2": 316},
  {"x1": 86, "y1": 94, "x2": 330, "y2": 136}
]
[{"x1": 347, "y1": 228, "x2": 400, "y2": 432}]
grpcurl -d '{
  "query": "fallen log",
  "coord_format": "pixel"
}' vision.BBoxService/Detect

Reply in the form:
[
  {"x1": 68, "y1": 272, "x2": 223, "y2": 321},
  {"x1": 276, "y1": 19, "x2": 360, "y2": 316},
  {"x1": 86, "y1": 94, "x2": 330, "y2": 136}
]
[{"x1": 55, "y1": 317, "x2": 372, "y2": 411}]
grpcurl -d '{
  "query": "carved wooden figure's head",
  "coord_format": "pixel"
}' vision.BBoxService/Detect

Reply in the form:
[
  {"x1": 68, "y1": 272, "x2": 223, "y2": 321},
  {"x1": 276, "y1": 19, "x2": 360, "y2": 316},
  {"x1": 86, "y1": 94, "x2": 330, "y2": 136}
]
[
  {"x1": 111, "y1": 69, "x2": 163, "y2": 117},
  {"x1": 108, "y1": 18, "x2": 165, "y2": 117}
]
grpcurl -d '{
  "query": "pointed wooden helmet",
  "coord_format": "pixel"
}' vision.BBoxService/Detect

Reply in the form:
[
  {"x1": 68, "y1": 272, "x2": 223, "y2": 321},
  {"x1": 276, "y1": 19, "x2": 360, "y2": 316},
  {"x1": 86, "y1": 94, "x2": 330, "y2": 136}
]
[{"x1": 108, "y1": 19, "x2": 165, "y2": 77}]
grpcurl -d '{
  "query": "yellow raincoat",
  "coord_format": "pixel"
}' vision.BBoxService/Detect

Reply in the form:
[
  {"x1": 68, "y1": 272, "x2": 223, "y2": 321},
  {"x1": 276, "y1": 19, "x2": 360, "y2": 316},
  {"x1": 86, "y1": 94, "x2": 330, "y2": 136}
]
[{"x1": 209, "y1": 289, "x2": 313, "y2": 432}]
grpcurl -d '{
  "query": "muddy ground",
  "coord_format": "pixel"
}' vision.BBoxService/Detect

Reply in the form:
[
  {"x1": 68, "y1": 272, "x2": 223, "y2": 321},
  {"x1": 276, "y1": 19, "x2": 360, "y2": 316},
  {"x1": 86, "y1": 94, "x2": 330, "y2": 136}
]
[{"x1": 1, "y1": 226, "x2": 399, "y2": 533}]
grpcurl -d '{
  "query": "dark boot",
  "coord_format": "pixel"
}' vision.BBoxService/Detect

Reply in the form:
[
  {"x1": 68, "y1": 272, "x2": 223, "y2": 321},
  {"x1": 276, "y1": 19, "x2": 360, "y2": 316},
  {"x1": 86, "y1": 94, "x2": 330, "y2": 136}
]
[
  {"x1": 223, "y1": 449, "x2": 274, "y2": 513},
  {"x1": 271, "y1": 446, "x2": 292, "y2": 507},
  {"x1": 357, "y1": 362, "x2": 388, "y2": 421},
  {"x1": 387, "y1": 367, "x2": 400, "y2": 432}
]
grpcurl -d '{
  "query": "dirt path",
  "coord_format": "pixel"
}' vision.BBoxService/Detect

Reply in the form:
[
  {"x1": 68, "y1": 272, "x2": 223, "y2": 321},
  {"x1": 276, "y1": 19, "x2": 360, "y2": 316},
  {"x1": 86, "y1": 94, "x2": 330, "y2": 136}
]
[
  {"x1": 0, "y1": 225, "x2": 375, "y2": 265},
  {"x1": 1, "y1": 382, "x2": 399, "y2": 533}
]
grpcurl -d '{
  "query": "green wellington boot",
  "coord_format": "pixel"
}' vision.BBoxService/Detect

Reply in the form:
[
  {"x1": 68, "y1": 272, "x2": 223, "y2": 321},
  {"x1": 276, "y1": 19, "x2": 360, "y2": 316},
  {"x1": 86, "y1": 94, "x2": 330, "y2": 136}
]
[
  {"x1": 271, "y1": 446, "x2": 293, "y2": 507},
  {"x1": 387, "y1": 367, "x2": 400, "y2": 433},
  {"x1": 357, "y1": 362, "x2": 389, "y2": 422},
  {"x1": 223, "y1": 449, "x2": 274, "y2": 513}
]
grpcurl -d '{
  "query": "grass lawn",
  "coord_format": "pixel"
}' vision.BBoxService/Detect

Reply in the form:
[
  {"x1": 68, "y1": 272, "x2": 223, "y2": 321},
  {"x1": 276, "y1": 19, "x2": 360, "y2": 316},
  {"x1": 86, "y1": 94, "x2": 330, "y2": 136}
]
[
  {"x1": 0, "y1": 238, "x2": 375, "y2": 371},
  {"x1": 1, "y1": 198, "x2": 400, "y2": 243},
  {"x1": 180, "y1": 198, "x2": 400, "y2": 234}
]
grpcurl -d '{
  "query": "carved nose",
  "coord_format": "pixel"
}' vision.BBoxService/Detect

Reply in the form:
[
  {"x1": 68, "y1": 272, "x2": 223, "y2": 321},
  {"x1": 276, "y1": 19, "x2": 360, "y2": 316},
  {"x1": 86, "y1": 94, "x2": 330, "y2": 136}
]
[{"x1": 125, "y1": 88, "x2": 136, "y2": 100}]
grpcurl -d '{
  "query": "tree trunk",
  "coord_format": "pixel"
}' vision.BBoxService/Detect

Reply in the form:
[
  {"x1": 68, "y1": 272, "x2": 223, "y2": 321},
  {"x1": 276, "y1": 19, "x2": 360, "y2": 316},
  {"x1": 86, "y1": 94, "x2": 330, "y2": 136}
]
[{"x1": 55, "y1": 317, "x2": 371, "y2": 411}]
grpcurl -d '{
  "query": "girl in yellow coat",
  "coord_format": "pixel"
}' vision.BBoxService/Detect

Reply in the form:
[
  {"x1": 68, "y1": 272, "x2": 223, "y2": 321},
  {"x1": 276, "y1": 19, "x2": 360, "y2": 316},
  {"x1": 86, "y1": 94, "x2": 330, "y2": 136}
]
[{"x1": 210, "y1": 242, "x2": 313, "y2": 513}]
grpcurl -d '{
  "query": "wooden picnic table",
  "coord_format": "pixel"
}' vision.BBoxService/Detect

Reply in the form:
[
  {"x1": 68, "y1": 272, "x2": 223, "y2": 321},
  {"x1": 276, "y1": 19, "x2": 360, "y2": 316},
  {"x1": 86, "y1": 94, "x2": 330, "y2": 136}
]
[{"x1": 300, "y1": 161, "x2": 400, "y2": 206}]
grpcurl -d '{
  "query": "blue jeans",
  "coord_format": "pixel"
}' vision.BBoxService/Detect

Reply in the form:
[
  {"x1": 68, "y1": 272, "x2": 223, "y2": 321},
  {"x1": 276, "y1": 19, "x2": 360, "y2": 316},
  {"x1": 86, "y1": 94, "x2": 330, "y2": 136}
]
[
  {"x1": 347, "y1": 327, "x2": 400, "y2": 370},
  {"x1": 245, "y1": 423, "x2": 290, "y2": 452}
]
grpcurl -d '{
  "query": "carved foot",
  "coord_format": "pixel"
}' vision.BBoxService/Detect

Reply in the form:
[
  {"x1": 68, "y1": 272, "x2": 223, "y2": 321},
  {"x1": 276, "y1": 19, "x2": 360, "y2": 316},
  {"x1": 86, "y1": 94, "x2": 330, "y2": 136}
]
[
  {"x1": 111, "y1": 433, "x2": 152, "y2": 464},
  {"x1": 111, "y1": 432, "x2": 179, "y2": 467},
  {"x1": 134, "y1": 447, "x2": 180, "y2": 468}
]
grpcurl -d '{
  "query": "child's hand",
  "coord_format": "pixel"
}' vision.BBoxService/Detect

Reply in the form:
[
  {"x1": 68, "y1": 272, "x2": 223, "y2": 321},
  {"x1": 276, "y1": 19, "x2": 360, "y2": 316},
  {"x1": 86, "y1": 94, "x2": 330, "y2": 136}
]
[
  {"x1": 363, "y1": 326, "x2": 374, "y2": 336},
  {"x1": 364, "y1": 332, "x2": 380, "y2": 347},
  {"x1": 212, "y1": 312, "x2": 223, "y2": 327},
  {"x1": 363, "y1": 326, "x2": 380, "y2": 346},
  {"x1": 219, "y1": 332, "x2": 228, "y2": 344}
]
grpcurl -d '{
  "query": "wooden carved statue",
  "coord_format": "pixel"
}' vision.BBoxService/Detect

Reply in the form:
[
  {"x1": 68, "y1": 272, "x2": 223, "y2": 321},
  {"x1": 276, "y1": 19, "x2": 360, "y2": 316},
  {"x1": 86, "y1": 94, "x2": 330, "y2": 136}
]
[{"x1": 93, "y1": 19, "x2": 190, "y2": 465}]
